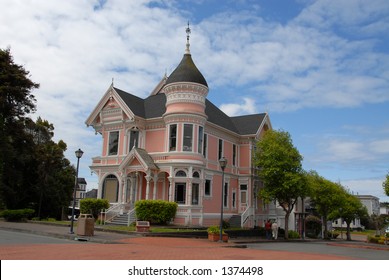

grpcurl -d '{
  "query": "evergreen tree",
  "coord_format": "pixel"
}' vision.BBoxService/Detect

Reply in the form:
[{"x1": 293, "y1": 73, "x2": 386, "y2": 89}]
[
  {"x1": 0, "y1": 48, "x2": 39, "y2": 209},
  {"x1": 0, "y1": 48, "x2": 75, "y2": 219}
]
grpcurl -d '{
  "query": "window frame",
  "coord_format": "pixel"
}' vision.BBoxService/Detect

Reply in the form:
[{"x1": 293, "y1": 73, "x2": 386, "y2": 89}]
[{"x1": 108, "y1": 131, "x2": 119, "y2": 156}]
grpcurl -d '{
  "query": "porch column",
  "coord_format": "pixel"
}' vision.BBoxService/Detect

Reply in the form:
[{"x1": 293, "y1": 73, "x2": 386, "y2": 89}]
[
  {"x1": 153, "y1": 174, "x2": 158, "y2": 200},
  {"x1": 145, "y1": 175, "x2": 151, "y2": 200},
  {"x1": 168, "y1": 177, "x2": 173, "y2": 202}
]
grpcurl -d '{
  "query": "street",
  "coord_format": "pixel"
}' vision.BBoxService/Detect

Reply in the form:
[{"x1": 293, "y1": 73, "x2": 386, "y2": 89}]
[{"x1": 0, "y1": 229, "x2": 388, "y2": 260}]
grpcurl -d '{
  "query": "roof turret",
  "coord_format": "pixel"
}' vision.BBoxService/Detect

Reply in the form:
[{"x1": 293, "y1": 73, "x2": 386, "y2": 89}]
[{"x1": 165, "y1": 23, "x2": 208, "y2": 87}]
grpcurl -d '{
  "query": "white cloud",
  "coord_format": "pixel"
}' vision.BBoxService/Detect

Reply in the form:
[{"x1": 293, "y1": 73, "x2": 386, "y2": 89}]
[
  {"x1": 1, "y1": 0, "x2": 389, "y2": 191},
  {"x1": 219, "y1": 97, "x2": 257, "y2": 116}
]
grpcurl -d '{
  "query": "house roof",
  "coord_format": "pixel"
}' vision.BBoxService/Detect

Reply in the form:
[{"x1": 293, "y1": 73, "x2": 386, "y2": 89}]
[
  {"x1": 114, "y1": 87, "x2": 266, "y2": 136},
  {"x1": 165, "y1": 54, "x2": 208, "y2": 87}
]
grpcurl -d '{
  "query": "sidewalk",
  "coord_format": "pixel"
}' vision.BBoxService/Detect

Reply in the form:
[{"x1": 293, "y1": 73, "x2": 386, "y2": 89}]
[
  {"x1": 0, "y1": 220, "x2": 140, "y2": 244},
  {"x1": 0, "y1": 220, "x2": 387, "y2": 250}
]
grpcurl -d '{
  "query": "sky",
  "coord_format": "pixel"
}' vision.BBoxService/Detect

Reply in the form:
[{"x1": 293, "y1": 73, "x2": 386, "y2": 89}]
[{"x1": 1, "y1": 0, "x2": 388, "y2": 202}]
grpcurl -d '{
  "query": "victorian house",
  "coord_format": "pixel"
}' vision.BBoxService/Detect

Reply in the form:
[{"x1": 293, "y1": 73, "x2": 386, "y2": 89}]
[{"x1": 85, "y1": 27, "x2": 272, "y2": 227}]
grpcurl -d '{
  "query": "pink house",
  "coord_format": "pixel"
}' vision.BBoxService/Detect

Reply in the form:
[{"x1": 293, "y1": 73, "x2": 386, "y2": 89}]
[{"x1": 85, "y1": 27, "x2": 272, "y2": 227}]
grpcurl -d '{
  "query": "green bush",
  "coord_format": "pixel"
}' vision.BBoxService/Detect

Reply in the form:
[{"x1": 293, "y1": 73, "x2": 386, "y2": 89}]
[
  {"x1": 207, "y1": 225, "x2": 224, "y2": 234},
  {"x1": 80, "y1": 198, "x2": 109, "y2": 220},
  {"x1": 288, "y1": 230, "x2": 300, "y2": 239},
  {"x1": 135, "y1": 200, "x2": 178, "y2": 224},
  {"x1": 1, "y1": 209, "x2": 35, "y2": 222}
]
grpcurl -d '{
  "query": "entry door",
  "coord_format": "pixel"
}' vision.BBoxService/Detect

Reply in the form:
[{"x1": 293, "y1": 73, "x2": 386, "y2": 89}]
[{"x1": 239, "y1": 185, "x2": 248, "y2": 212}]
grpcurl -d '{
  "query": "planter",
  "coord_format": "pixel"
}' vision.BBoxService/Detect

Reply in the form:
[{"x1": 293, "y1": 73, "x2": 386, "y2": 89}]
[{"x1": 208, "y1": 233, "x2": 228, "y2": 242}]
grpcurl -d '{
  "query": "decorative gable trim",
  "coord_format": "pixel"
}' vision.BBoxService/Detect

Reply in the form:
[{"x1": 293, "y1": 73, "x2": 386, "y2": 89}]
[{"x1": 85, "y1": 85, "x2": 135, "y2": 128}]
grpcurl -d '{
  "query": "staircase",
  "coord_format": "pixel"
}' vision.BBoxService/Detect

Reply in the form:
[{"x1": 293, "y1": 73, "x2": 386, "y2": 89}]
[
  {"x1": 228, "y1": 215, "x2": 242, "y2": 228},
  {"x1": 106, "y1": 213, "x2": 129, "y2": 226}
]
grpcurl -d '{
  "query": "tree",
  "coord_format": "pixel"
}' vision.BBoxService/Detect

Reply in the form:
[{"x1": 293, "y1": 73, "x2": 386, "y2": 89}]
[
  {"x1": 254, "y1": 130, "x2": 308, "y2": 239},
  {"x1": 383, "y1": 173, "x2": 389, "y2": 197},
  {"x1": 331, "y1": 190, "x2": 368, "y2": 241},
  {"x1": 31, "y1": 118, "x2": 75, "y2": 219},
  {"x1": 307, "y1": 171, "x2": 344, "y2": 239},
  {"x1": 0, "y1": 48, "x2": 39, "y2": 209},
  {"x1": 0, "y1": 49, "x2": 75, "y2": 219}
]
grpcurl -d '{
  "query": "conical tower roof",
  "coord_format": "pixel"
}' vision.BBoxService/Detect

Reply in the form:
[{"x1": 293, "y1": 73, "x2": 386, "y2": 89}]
[{"x1": 165, "y1": 23, "x2": 208, "y2": 87}]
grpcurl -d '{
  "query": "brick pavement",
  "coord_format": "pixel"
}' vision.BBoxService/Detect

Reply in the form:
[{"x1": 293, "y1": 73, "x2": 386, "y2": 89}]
[{"x1": 0, "y1": 221, "x2": 385, "y2": 260}]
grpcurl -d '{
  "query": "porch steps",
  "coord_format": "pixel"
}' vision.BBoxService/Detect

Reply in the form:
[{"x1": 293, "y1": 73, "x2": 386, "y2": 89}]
[
  {"x1": 228, "y1": 215, "x2": 242, "y2": 228},
  {"x1": 106, "y1": 213, "x2": 129, "y2": 226}
]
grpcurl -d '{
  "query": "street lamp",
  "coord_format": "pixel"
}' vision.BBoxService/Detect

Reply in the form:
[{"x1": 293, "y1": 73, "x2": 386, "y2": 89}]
[
  {"x1": 219, "y1": 157, "x2": 227, "y2": 242},
  {"x1": 70, "y1": 148, "x2": 84, "y2": 234}
]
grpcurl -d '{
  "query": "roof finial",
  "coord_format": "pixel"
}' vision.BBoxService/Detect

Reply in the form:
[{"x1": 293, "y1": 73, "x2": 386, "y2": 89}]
[{"x1": 185, "y1": 21, "x2": 191, "y2": 54}]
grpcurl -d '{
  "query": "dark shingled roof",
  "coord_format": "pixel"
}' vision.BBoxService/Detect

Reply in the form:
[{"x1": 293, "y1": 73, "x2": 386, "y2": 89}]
[
  {"x1": 114, "y1": 87, "x2": 264, "y2": 136},
  {"x1": 231, "y1": 113, "x2": 267, "y2": 135},
  {"x1": 165, "y1": 54, "x2": 208, "y2": 87}
]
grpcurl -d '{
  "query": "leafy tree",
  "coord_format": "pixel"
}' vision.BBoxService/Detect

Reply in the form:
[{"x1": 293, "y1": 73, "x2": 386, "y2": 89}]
[
  {"x1": 254, "y1": 130, "x2": 308, "y2": 239},
  {"x1": 307, "y1": 171, "x2": 345, "y2": 239},
  {"x1": 331, "y1": 190, "x2": 368, "y2": 241},
  {"x1": 383, "y1": 173, "x2": 389, "y2": 197}
]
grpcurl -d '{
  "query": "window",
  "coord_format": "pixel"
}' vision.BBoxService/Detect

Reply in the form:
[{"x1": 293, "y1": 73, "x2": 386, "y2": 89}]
[
  {"x1": 175, "y1": 183, "x2": 186, "y2": 204},
  {"x1": 175, "y1": 170, "x2": 186, "y2": 177},
  {"x1": 240, "y1": 184, "x2": 247, "y2": 204},
  {"x1": 169, "y1": 124, "x2": 177, "y2": 151},
  {"x1": 233, "y1": 144, "x2": 236, "y2": 166},
  {"x1": 198, "y1": 126, "x2": 203, "y2": 154},
  {"x1": 205, "y1": 179, "x2": 211, "y2": 196},
  {"x1": 218, "y1": 139, "x2": 223, "y2": 160},
  {"x1": 192, "y1": 183, "x2": 199, "y2": 205},
  {"x1": 183, "y1": 124, "x2": 193, "y2": 151},
  {"x1": 232, "y1": 192, "x2": 236, "y2": 208},
  {"x1": 203, "y1": 133, "x2": 207, "y2": 157},
  {"x1": 193, "y1": 171, "x2": 200, "y2": 178},
  {"x1": 129, "y1": 130, "x2": 139, "y2": 151},
  {"x1": 223, "y1": 182, "x2": 228, "y2": 208},
  {"x1": 108, "y1": 131, "x2": 119, "y2": 155}
]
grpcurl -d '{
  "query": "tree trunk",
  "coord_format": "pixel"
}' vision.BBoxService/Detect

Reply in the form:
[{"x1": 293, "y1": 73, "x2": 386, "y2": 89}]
[
  {"x1": 284, "y1": 211, "x2": 290, "y2": 239},
  {"x1": 323, "y1": 215, "x2": 329, "y2": 239},
  {"x1": 346, "y1": 222, "x2": 352, "y2": 241}
]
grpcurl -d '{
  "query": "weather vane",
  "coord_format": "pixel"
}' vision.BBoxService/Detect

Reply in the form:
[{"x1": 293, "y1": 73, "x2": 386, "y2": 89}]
[{"x1": 185, "y1": 21, "x2": 191, "y2": 54}]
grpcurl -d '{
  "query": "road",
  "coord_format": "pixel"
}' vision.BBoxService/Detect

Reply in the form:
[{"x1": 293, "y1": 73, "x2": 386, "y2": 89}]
[{"x1": 0, "y1": 229, "x2": 388, "y2": 260}]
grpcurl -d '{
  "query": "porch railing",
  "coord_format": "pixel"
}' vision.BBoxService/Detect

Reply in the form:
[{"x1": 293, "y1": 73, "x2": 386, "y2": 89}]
[
  {"x1": 102, "y1": 203, "x2": 124, "y2": 224},
  {"x1": 241, "y1": 206, "x2": 254, "y2": 228},
  {"x1": 127, "y1": 208, "x2": 137, "y2": 226}
]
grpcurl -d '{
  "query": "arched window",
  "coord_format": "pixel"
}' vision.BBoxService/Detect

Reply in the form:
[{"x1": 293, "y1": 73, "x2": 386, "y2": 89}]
[
  {"x1": 175, "y1": 170, "x2": 186, "y2": 177},
  {"x1": 193, "y1": 171, "x2": 200, "y2": 178}
]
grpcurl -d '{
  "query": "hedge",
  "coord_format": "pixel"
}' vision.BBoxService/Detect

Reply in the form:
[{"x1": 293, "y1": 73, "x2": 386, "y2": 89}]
[
  {"x1": 80, "y1": 198, "x2": 110, "y2": 219},
  {"x1": 0, "y1": 209, "x2": 35, "y2": 222},
  {"x1": 135, "y1": 200, "x2": 178, "y2": 224}
]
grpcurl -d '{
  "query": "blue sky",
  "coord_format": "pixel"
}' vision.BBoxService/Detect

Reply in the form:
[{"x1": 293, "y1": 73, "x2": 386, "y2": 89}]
[{"x1": 1, "y1": 0, "x2": 388, "y2": 202}]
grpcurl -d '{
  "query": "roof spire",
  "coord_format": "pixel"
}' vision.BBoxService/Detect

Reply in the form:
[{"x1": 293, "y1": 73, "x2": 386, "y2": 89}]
[{"x1": 185, "y1": 21, "x2": 191, "y2": 54}]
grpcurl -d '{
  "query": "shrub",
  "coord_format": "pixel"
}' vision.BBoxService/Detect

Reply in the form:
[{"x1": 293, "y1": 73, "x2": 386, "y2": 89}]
[
  {"x1": 1, "y1": 209, "x2": 35, "y2": 222},
  {"x1": 207, "y1": 225, "x2": 223, "y2": 234},
  {"x1": 288, "y1": 230, "x2": 300, "y2": 239},
  {"x1": 135, "y1": 200, "x2": 178, "y2": 224},
  {"x1": 80, "y1": 198, "x2": 109, "y2": 220}
]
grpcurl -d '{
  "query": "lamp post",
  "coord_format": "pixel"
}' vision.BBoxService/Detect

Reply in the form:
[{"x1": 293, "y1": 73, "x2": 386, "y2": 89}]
[
  {"x1": 219, "y1": 157, "x2": 227, "y2": 242},
  {"x1": 70, "y1": 148, "x2": 84, "y2": 234}
]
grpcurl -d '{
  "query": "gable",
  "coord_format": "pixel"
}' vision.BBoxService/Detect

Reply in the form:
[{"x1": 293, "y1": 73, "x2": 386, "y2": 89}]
[{"x1": 85, "y1": 86, "x2": 135, "y2": 128}]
